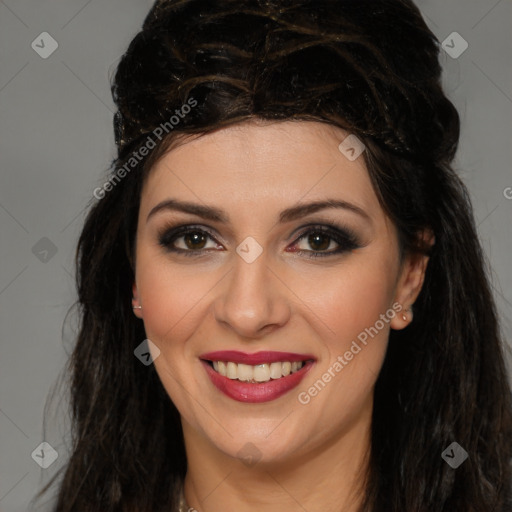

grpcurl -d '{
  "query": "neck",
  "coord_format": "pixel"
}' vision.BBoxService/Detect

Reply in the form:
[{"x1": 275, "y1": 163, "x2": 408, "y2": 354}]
[{"x1": 181, "y1": 399, "x2": 373, "y2": 512}]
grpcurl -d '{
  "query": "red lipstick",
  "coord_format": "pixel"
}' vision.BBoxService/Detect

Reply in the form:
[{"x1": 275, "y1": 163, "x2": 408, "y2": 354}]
[
  {"x1": 200, "y1": 351, "x2": 315, "y2": 403},
  {"x1": 200, "y1": 350, "x2": 314, "y2": 365}
]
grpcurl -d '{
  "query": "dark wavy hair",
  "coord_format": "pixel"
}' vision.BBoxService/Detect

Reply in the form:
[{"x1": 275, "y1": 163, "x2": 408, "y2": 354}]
[{"x1": 36, "y1": 0, "x2": 512, "y2": 510}]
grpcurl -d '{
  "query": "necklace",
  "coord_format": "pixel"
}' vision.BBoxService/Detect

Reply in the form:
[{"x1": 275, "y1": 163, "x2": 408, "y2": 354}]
[{"x1": 178, "y1": 486, "x2": 191, "y2": 512}]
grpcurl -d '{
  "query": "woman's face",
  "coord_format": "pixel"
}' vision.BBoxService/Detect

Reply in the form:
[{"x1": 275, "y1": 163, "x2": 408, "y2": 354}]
[{"x1": 133, "y1": 120, "x2": 426, "y2": 467}]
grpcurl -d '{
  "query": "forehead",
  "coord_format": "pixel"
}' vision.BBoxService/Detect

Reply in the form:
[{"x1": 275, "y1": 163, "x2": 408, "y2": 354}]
[{"x1": 140, "y1": 120, "x2": 381, "y2": 221}]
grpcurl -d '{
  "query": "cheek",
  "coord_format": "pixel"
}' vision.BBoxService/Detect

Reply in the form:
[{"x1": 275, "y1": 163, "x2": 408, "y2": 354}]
[
  {"x1": 294, "y1": 252, "x2": 399, "y2": 346},
  {"x1": 135, "y1": 251, "x2": 216, "y2": 349},
  {"x1": 292, "y1": 250, "x2": 399, "y2": 407}
]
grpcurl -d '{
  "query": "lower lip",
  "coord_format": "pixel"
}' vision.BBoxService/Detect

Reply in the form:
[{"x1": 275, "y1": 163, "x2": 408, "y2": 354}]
[{"x1": 201, "y1": 360, "x2": 315, "y2": 403}]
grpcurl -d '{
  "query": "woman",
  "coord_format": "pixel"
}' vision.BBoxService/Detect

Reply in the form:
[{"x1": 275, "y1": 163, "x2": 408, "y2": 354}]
[{"x1": 37, "y1": 0, "x2": 512, "y2": 510}]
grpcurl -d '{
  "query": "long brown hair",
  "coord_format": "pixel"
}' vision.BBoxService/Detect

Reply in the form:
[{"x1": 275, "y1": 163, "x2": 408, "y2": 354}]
[{"x1": 35, "y1": 1, "x2": 512, "y2": 510}]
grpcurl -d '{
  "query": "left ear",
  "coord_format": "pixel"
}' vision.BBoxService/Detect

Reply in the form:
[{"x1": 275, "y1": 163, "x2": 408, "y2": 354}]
[{"x1": 390, "y1": 229, "x2": 435, "y2": 330}]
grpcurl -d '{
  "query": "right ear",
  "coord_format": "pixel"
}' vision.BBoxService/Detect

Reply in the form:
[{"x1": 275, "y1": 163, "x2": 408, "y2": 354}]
[{"x1": 132, "y1": 282, "x2": 143, "y2": 318}]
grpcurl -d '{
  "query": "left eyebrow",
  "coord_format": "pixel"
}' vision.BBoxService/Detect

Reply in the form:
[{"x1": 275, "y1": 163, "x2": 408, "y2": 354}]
[
  {"x1": 146, "y1": 198, "x2": 372, "y2": 224},
  {"x1": 279, "y1": 199, "x2": 371, "y2": 224}
]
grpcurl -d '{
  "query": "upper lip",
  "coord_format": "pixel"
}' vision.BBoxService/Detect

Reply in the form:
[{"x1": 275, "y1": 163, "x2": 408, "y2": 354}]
[{"x1": 200, "y1": 350, "x2": 316, "y2": 365}]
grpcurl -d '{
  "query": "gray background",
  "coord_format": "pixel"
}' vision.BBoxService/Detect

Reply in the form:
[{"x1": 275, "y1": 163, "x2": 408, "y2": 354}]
[{"x1": 0, "y1": 1, "x2": 511, "y2": 511}]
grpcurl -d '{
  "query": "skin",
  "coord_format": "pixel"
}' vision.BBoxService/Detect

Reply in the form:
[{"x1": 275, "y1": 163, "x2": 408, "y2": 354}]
[{"x1": 132, "y1": 120, "x2": 431, "y2": 512}]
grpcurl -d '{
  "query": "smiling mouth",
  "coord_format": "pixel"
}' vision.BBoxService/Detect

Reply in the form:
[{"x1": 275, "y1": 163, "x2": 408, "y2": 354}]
[{"x1": 204, "y1": 360, "x2": 313, "y2": 383}]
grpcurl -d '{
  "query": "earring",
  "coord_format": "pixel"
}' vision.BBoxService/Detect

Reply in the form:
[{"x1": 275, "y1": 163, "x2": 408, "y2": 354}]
[
  {"x1": 402, "y1": 306, "x2": 413, "y2": 322},
  {"x1": 132, "y1": 305, "x2": 142, "y2": 310}
]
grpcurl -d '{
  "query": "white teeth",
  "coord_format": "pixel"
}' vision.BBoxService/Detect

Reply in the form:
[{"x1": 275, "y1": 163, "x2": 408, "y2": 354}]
[
  {"x1": 217, "y1": 361, "x2": 227, "y2": 377},
  {"x1": 226, "y1": 362, "x2": 237, "y2": 379},
  {"x1": 253, "y1": 364, "x2": 270, "y2": 382},
  {"x1": 210, "y1": 360, "x2": 305, "y2": 382},
  {"x1": 237, "y1": 363, "x2": 253, "y2": 382},
  {"x1": 269, "y1": 362, "x2": 282, "y2": 379}
]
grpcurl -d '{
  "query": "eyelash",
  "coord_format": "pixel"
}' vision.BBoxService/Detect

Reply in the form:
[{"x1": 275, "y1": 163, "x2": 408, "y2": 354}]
[{"x1": 157, "y1": 221, "x2": 361, "y2": 259}]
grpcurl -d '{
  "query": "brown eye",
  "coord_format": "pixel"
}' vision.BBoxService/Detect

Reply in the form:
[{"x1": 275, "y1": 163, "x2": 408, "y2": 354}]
[
  {"x1": 290, "y1": 224, "x2": 361, "y2": 258},
  {"x1": 158, "y1": 225, "x2": 221, "y2": 256},
  {"x1": 306, "y1": 232, "x2": 332, "y2": 252},
  {"x1": 183, "y1": 231, "x2": 208, "y2": 250}
]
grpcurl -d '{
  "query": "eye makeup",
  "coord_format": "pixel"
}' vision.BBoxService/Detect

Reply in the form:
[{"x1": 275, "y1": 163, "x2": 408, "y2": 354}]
[{"x1": 156, "y1": 219, "x2": 363, "y2": 259}]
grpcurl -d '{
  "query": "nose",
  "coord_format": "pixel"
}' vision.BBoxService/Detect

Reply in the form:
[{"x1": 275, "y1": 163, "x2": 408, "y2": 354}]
[{"x1": 213, "y1": 249, "x2": 292, "y2": 339}]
